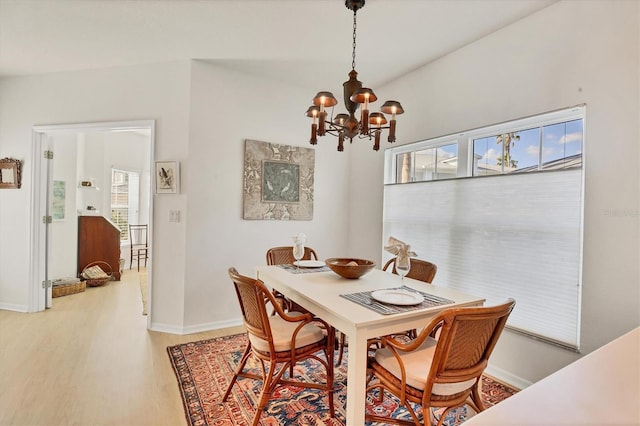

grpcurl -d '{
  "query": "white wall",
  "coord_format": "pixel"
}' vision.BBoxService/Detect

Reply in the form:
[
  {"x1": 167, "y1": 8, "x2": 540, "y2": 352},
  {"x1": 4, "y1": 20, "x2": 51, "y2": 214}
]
[
  {"x1": 352, "y1": 0, "x2": 639, "y2": 385},
  {"x1": 0, "y1": 61, "x2": 191, "y2": 326},
  {"x1": 79, "y1": 133, "x2": 106, "y2": 213},
  {"x1": 181, "y1": 61, "x2": 351, "y2": 331},
  {"x1": 103, "y1": 131, "x2": 151, "y2": 229}
]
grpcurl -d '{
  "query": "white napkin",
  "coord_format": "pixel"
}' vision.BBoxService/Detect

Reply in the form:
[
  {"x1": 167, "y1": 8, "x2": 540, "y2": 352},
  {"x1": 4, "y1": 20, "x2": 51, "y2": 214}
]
[
  {"x1": 384, "y1": 236, "x2": 417, "y2": 263},
  {"x1": 292, "y1": 232, "x2": 307, "y2": 246}
]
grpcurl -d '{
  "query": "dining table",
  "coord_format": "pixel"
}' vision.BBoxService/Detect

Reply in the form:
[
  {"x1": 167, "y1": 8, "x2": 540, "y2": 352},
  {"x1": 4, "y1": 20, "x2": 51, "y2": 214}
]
[{"x1": 256, "y1": 264, "x2": 485, "y2": 426}]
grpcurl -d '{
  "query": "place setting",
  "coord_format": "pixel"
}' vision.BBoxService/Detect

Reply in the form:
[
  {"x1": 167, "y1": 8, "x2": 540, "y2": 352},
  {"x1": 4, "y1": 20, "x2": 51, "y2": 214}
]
[
  {"x1": 277, "y1": 233, "x2": 332, "y2": 273},
  {"x1": 340, "y1": 237, "x2": 453, "y2": 314},
  {"x1": 279, "y1": 259, "x2": 331, "y2": 273},
  {"x1": 341, "y1": 285, "x2": 454, "y2": 315}
]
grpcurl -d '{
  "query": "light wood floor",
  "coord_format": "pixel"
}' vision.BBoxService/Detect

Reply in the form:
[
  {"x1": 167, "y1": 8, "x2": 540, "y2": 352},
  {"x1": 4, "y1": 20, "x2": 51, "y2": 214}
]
[{"x1": 0, "y1": 269, "x2": 244, "y2": 426}]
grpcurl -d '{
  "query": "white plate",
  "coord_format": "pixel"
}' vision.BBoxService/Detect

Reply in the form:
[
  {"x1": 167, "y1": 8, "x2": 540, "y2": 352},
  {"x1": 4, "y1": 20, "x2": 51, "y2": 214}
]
[
  {"x1": 370, "y1": 289, "x2": 424, "y2": 306},
  {"x1": 294, "y1": 260, "x2": 326, "y2": 268}
]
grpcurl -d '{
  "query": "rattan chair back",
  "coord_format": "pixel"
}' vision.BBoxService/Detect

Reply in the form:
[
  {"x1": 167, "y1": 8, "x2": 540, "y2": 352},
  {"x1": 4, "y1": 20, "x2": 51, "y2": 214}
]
[
  {"x1": 367, "y1": 299, "x2": 515, "y2": 426},
  {"x1": 383, "y1": 257, "x2": 437, "y2": 283},
  {"x1": 266, "y1": 246, "x2": 318, "y2": 265},
  {"x1": 265, "y1": 245, "x2": 320, "y2": 314},
  {"x1": 228, "y1": 267, "x2": 273, "y2": 346}
]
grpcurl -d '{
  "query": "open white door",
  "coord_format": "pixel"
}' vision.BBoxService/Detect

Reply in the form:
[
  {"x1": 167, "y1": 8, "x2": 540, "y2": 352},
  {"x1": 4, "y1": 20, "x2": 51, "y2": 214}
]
[
  {"x1": 30, "y1": 132, "x2": 54, "y2": 311},
  {"x1": 30, "y1": 120, "x2": 155, "y2": 327}
]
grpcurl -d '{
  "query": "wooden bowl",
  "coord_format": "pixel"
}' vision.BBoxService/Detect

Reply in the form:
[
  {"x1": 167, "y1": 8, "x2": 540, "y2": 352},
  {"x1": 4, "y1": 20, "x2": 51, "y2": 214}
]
[{"x1": 325, "y1": 258, "x2": 376, "y2": 279}]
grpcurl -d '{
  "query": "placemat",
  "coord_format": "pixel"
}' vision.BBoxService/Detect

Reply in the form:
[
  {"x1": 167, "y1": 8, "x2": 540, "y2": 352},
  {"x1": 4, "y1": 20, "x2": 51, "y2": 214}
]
[
  {"x1": 277, "y1": 264, "x2": 331, "y2": 274},
  {"x1": 340, "y1": 285, "x2": 454, "y2": 315}
]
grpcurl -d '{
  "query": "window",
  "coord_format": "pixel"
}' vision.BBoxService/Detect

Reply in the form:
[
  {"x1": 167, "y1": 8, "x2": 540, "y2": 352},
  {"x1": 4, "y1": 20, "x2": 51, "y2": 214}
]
[
  {"x1": 541, "y1": 119, "x2": 583, "y2": 169},
  {"x1": 472, "y1": 121, "x2": 583, "y2": 175},
  {"x1": 473, "y1": 128, "x2": 541, "y2": 175},
  {"x1": 110, "y1": 168, "x2": 140, "y2": 242},
  {"x1": 383, "y1": 105, "x2": 585, "y2": 350},
  {"x1": 393, "y1": 141, "x2": 459, "y2": 183}
]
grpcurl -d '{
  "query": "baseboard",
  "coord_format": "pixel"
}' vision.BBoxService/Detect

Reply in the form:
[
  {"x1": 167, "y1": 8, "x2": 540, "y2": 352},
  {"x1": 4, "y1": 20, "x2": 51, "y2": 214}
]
[
  {"x1": 149, "y1": 318, "x2": 243, "y2": 335},
  {"x1": 0, "y1": 302, "x2": 29, "y2": 312},
  {"x1": 484, "y1": 364, "x2": 533, "y2": 390},
  {"x1": 149, "y1": 322, "x2": 185, "y2": 334}
]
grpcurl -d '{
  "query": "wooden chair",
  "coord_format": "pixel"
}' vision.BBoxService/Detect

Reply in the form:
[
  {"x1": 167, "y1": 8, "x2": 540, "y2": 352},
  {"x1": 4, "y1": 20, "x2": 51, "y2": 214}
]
[
  {"x1": 266, "y1": 245, "x2": 319, "y2": 266},
  {"x1": 264, "y1": 245, "x2": 348, "y2": 364},
  {"x1": 129, "y1": 224, "x2": 149, "y2": 271},
  {"x1": 384, "y1": 257, "x2": 438, "y2": 339},
  {"x1": 266, "y1": 245, "x2": 319, "y2": 312},
  {"x1": 223, "y1": 267, "x2": 335, "y2": 426},
  {"x1": 383, "y1": 257, "x2": 437, "y2": 284},
  {"x1": 366, "y1": 298, "x2": 516, "y2": 426}
]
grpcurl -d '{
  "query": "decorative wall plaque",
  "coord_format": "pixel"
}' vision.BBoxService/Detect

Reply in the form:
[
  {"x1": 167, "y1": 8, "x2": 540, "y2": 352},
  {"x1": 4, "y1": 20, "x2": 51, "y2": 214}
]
[
  {"x1": 0, "y1": 157, "x2": 22, "y2": 189},
  {"x1": 243, "y1": 140, "x2": 314, "y2": 220}
]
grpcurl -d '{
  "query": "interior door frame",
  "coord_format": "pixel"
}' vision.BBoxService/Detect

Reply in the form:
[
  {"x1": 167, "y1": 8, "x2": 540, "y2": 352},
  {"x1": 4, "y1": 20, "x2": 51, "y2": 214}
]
[{"x1": 30, "y1": 120, "x2": 155, "y2": 328}]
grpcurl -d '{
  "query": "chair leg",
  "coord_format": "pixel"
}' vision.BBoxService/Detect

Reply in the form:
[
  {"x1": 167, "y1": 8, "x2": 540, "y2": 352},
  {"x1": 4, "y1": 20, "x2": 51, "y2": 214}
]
[
  {"x1": 253, "y1": 361, "x2": 288, "y2": 426},
  {"x1": 336, "y1": 332, "x2": 346, "y2": 365},
  {"x1": 222, "y1": 344, "x2": 251, "y2": 401},
  {"x1": 471, "y1": 381, "x2": 486, "y2": 412}
]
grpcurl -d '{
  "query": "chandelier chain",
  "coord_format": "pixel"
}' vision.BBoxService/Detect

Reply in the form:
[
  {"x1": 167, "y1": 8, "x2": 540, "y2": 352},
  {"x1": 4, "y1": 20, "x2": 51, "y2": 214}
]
[{"x1": 351, "y1": 9, "x2": 357, "y2": 71}]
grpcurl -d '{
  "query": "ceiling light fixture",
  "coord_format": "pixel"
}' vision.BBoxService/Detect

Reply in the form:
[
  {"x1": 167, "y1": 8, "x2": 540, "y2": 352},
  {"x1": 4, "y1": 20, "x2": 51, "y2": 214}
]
[{"x1": 305, "y1": 0, "x2": 404, "y2": 152}]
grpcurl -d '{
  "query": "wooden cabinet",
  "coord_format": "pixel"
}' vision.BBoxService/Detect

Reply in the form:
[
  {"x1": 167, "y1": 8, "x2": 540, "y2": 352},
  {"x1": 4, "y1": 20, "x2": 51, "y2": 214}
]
[{"x1": 77, "y1": 215, "x2": 122, "y2": 281}]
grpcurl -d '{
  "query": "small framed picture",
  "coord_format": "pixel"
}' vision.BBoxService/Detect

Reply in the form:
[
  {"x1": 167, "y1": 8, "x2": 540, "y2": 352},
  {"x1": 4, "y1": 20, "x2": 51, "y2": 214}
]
[
  {"x1": 52, "y1": 180, "x2": 66, "y2": 221},
  {"x1": 155, "y1": 161, "x2": 179, "y2": 194}
]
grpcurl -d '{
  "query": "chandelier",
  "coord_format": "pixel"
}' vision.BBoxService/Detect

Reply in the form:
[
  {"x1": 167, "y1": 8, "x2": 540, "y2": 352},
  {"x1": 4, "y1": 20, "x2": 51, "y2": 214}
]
[{"x1": 305, "y1": 0, "x2": 404, "y2": 152}]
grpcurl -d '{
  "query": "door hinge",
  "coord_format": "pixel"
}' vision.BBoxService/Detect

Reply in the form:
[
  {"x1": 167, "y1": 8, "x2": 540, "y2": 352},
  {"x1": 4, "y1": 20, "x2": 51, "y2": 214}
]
[
  {"x1": 42, "y1": 280, "x2": 52, "y2": 289},
  {"x1": 42, "y1": 216, "x2": 52, "y2": 224},
  {"x1": 44, "y1": 150, "x2": 54, "y2": 159}
]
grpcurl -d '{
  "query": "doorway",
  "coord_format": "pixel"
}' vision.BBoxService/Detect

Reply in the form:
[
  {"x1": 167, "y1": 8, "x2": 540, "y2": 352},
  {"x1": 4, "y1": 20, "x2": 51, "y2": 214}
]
[{"x1": 31, "y1": 120, "x2": 154, "y2": 328}]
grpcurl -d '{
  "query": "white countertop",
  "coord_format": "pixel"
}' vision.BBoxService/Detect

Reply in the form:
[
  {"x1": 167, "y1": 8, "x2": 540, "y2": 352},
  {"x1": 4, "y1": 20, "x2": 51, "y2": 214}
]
[{"x1": 464, "y1": 327, "x2": 640, "y2": 425}]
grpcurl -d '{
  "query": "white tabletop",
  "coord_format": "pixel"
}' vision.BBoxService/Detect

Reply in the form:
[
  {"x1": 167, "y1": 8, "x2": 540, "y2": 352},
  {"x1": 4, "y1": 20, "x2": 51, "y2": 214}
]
[
  {"x1": 256, "y1": 265, "x2": 485, "y2": 426},
  {"x1": 464, "y1": 327, "x2": 640, "y2": 425}
]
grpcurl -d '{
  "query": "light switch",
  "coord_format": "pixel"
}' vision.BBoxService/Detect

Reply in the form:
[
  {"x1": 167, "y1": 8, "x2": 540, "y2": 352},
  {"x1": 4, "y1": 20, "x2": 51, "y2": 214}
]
[{"x1": 169, "y1": 210, "x2": 181, "y2": 222}]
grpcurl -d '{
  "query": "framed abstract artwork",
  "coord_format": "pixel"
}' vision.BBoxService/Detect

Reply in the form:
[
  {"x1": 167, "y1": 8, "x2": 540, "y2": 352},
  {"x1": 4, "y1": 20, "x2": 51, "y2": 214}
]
[
  {"x1": 155, "y1": 161, "x2": 179, "y2": 194},
  {"x1": 243, "y1": 139, "x2": 314, "y2": 220}
]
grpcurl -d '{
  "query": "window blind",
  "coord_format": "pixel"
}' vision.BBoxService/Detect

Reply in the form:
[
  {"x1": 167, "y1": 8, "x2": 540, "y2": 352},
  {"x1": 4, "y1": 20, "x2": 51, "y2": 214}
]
[{"x1": 382, "y1": 169, "x2": 583, "y2": 349}]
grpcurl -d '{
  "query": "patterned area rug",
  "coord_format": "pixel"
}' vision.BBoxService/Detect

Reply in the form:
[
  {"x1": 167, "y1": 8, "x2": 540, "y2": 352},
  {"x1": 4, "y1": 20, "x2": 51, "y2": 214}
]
[{"x1": 168, "y1": 333, "x2": 518, "y2": 426}]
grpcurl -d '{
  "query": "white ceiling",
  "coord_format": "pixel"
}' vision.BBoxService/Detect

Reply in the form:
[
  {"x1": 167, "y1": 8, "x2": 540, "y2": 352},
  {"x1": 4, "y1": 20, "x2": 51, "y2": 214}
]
[{"x1": 0, "y1": 0, "x2": 557, "y2": 90}]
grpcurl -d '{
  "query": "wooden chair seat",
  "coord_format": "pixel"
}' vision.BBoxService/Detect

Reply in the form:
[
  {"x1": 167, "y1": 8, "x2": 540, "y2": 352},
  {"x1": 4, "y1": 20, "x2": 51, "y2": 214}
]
[
  {"x1": 248, "y1": 311, "x2": 325, "y2": 352},
  {"x1": 373, "y1": 336, "x2": 477, "y2": 395}
]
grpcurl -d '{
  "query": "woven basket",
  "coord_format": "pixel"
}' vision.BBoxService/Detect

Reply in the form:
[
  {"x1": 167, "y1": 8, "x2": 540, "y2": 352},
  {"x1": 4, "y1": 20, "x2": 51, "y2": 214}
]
[
  {"x1": 81, "y1": 261, "x2": 113, "y2": 287},
  {"x1": 52, "y1": 280, "x2": 86, "y2": 298}
]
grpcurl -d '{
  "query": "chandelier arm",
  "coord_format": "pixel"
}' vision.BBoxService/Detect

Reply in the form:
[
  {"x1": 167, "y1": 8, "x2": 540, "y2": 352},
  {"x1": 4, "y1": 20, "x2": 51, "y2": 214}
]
[
  {"x1": 354, "y1": 133, "x2": 375, "y2": 141},
  {"x1": 323, "y1": 128, "x2": 343, "y2": 138}
]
